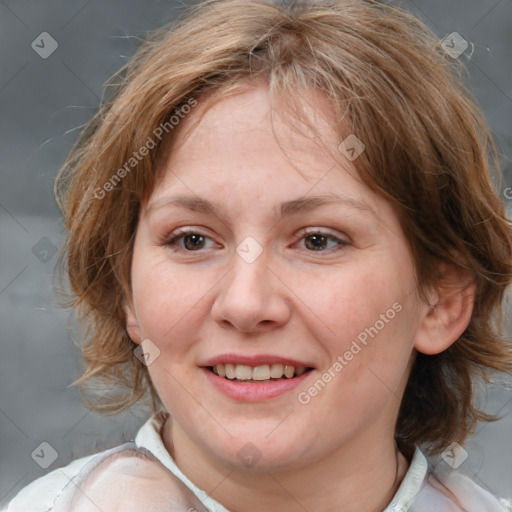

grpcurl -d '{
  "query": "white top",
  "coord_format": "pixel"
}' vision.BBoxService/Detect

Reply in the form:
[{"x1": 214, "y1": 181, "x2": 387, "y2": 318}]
[{"x1": 3, "y1": 411, "x2": 511, "y2": 512}]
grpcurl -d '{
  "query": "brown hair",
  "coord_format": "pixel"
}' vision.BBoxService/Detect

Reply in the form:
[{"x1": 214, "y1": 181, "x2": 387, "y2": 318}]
[{"x1": 54, "y1": 0, "x2": 512, "y2": 454}]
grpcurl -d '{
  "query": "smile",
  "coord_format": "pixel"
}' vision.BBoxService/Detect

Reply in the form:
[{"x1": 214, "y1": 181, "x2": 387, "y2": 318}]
[{"x1": 209, "y1": 363, "x2": 311, "y2": 381}]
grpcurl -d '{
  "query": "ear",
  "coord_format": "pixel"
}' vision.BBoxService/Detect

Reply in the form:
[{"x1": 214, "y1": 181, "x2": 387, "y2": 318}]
[
  {"x1": 123, "y1": 299, "x2": 142, "y2": 345},
  {"x1": 414, "y1": 263, "x2": 476, "y2": 355}
]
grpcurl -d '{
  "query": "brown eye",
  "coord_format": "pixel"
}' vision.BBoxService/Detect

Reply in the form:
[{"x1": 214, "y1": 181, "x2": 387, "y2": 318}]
[
  {"x1": 304, "y1": 234, "x2": 330, "y2": 251},
  {"x1": 181, "y1": 233, "x2": 206, "y2": 250},
  {"x1": 300, "y1": 231, "x2": 348, "y2": 252},
  {"x1": 165, "y1": 229, "x2": 216, "y2": 251}
]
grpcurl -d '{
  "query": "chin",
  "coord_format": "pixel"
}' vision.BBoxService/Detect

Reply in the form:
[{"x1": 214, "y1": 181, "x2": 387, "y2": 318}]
[{"x1": 209, "y1": 433, "x2": 312, "y2": 473}]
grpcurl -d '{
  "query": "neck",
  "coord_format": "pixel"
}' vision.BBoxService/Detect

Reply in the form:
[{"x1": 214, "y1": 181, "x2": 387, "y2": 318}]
[{"x1": 164, "y1": 417, "x2": 410, "y2": 512}]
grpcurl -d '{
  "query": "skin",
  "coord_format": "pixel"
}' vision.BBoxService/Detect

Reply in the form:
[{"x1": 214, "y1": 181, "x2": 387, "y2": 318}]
[{"x1": 124, "y1": 82, "x2": 475, "y2": 512}]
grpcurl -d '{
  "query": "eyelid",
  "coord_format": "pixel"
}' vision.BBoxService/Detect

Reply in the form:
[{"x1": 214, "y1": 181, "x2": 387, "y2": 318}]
[{"x1": 298, "y1": 226, "x2": 350, "y2": 242}]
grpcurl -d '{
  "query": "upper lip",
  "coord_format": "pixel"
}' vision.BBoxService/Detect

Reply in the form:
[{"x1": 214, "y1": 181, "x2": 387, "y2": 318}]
[{"x1": 200, "y1": 354, "x2": 315, "y2": 368}]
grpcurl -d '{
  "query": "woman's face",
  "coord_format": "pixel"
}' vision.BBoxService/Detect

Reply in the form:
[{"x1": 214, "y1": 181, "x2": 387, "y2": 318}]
[{"x1": 125, "y1": 83, "x2": 431, "y2": 472}]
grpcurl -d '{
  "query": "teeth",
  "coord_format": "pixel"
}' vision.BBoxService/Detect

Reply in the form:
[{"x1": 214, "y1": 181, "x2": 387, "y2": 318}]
[
  {"x1": 235, "y1": 365, "x2": 253, "y2": 380},
  {"x1": 211, "y1": 364, "x2": 308, "y2": 380},
  {"x1": 283, "y1": 365, "x2": 294, "y2": 378},
  {"x1": 270, "y1": 364, "x2": 284, "y2": 378},
  {"x1": 225, "y1": 364, "x2": 235, "y2": 379},
  {"x1": 252, "y1": 365, "x2": 270, "y2": 380}
]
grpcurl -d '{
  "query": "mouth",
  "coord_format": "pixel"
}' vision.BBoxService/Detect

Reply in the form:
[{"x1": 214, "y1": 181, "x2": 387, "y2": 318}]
[
  {"x1": 200, "y1": 356, "x2": 316, "y2": 401},
  {"x1": 206, "y1": 364, "x2": 314, "y2": 382}
]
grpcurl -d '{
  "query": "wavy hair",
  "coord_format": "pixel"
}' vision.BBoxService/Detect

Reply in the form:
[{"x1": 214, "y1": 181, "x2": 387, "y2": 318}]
[{"x1": 54, "y1": 0, "x2": 512, "y2": 454}]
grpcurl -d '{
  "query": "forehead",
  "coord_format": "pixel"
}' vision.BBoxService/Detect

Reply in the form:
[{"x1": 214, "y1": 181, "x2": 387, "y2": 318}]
[
  {"x1": 167, "y1": 83, "x2": 344, "y2": 172},
  {"x1": 145, "y1": 83, "x2": 396, "y2": 229}
]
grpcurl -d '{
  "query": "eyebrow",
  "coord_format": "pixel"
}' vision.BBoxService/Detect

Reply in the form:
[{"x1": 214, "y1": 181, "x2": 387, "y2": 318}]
[
  {"x1": 147, "y1": 194, "x2": 380, "y2": 223},
  {"x1": 146, "y1": 193, "x2": 379, "y2": 222}
]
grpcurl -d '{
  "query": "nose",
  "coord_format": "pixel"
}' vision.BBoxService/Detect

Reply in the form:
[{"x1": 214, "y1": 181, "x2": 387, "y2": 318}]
[{"x1": 210, "y1": 245, "x2": 292, "y2": 333}]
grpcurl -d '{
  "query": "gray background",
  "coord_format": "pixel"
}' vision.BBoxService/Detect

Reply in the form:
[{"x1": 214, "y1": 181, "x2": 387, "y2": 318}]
[{"x1": 1, "y1": 0, "x2": 511, "y2": 507}]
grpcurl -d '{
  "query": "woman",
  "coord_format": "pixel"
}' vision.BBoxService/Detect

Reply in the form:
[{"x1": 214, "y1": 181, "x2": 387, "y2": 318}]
[{"x1": 5, "y1": 0, "x2": 512, "y2": 510}]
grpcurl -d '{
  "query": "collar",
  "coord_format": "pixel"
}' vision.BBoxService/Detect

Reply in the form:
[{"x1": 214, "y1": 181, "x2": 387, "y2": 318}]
[{"x1": 135, "y1": 412, "x2": 429, "y2": 512}]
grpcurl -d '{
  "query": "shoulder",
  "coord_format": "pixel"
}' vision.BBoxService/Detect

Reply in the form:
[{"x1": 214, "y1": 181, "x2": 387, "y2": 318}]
[
  {"x1": 3, "y1": 453, "x2": 96, "y2": 512},
  {"x1": 387, "y1": 446, "x2": 511, "y2": 512},
  {"x1": 2, "y1": 443, "x2": 135, "y2": 512},
  {"x1": 406, "y1": 447, "x2": 511, "y2": 512},
  {"x1": 427, "y1": 468, "x2": 512, "y2": 512}
]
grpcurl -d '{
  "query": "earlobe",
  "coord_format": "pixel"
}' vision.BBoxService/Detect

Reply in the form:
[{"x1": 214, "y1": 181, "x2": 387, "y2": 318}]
[
  {"x1": 123, "y1": 300, "x2": 142, "y2": 345},
  {"x1": 414, "y1": 267, "x2": 476, "y2": 356}
]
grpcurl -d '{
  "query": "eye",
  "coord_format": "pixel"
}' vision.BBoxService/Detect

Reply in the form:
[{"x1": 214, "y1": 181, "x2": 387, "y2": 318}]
[
  {"x1": 297, "y1": 229, "x2": 349, "y2": 252},
  {"x1": 164, "y1": 228, "x2": 217, "y2": 251},
  {"x1": 162, "y1": 227, "x2": 349, "y2": 253}
]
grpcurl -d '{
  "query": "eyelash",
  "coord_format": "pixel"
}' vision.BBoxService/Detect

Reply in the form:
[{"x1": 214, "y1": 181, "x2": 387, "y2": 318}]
[{"x1": 162, "y1": 227, "x2": 349, "y2": 254}]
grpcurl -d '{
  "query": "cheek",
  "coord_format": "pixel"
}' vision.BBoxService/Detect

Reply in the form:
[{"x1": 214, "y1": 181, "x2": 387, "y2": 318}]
[
  {"x1": 313, "y1": 258, "x2": 416, "y2": 383},
  {"x1": 131, "y1": 254, "x2": 203, "y2": 351},
  {"x1": 317, "y1": 262, "x2": 402, "y2": 340}
]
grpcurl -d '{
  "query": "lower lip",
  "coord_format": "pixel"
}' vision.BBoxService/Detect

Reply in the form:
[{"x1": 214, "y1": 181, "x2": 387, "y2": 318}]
[{"x1": 201, "y1": 367, "x2": 314, "y2": 402}]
